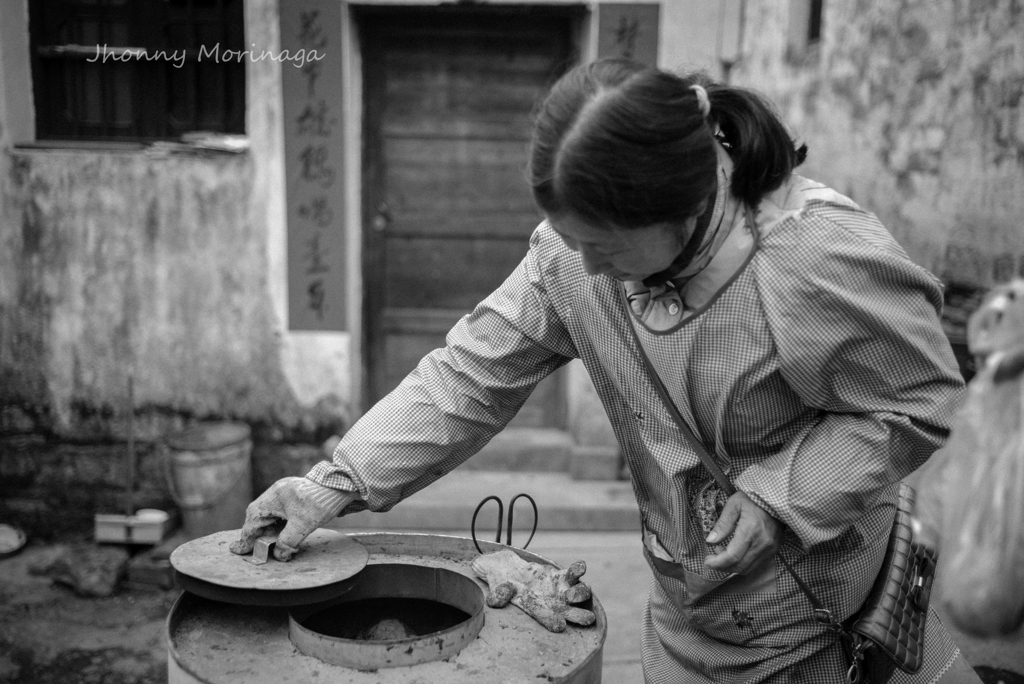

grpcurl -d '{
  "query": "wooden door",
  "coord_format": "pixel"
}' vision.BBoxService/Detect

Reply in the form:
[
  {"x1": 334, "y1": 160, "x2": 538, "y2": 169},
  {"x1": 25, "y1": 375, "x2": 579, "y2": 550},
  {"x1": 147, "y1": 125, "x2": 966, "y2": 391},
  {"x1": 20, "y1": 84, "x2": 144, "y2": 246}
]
[{"x1": 359, "y1": 6, "x2": 581, "y2": 426}]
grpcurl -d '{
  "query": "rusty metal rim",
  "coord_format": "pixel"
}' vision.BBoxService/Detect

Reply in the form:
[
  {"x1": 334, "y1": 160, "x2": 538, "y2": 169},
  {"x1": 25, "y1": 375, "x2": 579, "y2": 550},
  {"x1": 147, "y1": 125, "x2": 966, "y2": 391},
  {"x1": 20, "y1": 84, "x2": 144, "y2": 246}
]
[
  {"x1": 287, "y1": 563, "x2": 486, "y2": 670},
  {"x1": 166, "y1": 591, "x2": 219, "y2": 684},
  {"x1": 165, "y1": 421, "x2": 251, "y2": 452}
]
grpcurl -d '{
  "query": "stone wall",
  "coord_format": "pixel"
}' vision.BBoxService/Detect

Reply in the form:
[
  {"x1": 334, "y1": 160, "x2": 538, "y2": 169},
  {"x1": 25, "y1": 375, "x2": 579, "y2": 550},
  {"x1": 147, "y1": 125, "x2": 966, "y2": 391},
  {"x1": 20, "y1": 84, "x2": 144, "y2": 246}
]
[
  {"x1": 732, "y1": 0, "x2": 1024, "y2": 293},
  {"x1": 0, "y1": 432, "x2": 328, "y2": 540}
]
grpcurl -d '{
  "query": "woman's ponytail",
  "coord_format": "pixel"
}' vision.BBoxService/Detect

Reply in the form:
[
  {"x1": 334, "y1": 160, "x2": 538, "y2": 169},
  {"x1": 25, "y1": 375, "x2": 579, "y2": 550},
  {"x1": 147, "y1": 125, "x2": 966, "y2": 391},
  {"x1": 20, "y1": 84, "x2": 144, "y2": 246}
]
[{"x1": 699, "y1": 79, "x2": 807, "y2": 207}]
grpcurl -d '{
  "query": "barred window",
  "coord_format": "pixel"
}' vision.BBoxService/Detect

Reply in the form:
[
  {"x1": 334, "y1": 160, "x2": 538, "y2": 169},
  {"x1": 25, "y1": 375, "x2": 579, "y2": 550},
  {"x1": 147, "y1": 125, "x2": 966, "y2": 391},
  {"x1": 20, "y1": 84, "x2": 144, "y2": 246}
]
[{"x1": 29, "y1": 0, "x2": 245, "y2": 142}]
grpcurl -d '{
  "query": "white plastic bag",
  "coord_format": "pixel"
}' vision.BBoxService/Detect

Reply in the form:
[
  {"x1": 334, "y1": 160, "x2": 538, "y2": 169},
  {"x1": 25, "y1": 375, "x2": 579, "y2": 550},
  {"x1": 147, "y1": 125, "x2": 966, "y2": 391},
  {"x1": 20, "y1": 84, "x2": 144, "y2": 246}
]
[{"x1": 916, "y1": 280, "x2": 1024, "y2": 637}]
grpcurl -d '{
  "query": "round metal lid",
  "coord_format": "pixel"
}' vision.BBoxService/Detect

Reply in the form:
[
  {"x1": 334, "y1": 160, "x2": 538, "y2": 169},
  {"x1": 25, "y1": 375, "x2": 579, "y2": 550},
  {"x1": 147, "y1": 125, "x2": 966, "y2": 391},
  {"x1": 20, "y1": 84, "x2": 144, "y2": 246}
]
[{"x1": 170, "y1": 529, "x2": 368, "y2": 606}]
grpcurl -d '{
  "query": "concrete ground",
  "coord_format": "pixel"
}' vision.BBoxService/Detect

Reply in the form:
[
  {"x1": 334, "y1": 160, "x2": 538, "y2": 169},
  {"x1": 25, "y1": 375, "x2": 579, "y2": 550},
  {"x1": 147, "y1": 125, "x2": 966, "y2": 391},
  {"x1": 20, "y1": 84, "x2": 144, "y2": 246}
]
[
  {"x1": 493, "y1": 531, "x2": 1024, "y2": 684},
  {"x1": 0, "y1": 542, "x2": 175, "y2": 684},
  {"x1": 2, "y1": 526, "x2": 1023, "y2": 684}
]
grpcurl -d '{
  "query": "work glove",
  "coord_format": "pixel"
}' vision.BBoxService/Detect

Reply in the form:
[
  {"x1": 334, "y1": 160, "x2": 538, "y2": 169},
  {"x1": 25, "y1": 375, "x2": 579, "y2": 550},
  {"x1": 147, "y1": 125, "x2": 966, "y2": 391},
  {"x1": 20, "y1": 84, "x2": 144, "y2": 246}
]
[
  {"x1": 472, "y1": 549, "x2": 596, "y2": 633},
  {"x1": 228, "y1": 476, "x2": 359, "y2": 561}
]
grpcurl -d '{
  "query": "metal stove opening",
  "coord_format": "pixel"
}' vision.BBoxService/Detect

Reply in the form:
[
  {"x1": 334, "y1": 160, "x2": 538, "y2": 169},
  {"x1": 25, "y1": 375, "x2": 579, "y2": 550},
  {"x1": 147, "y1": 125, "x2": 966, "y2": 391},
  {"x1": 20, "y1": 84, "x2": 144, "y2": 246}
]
[{"x1": 288, "y1": 563, "x2": 485, "y2": 669}]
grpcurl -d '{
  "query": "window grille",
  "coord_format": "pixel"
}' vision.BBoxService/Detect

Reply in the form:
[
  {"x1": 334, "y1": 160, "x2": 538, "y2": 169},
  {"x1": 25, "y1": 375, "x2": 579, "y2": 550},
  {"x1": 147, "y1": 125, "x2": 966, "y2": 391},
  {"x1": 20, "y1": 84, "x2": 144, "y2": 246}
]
[{"x1": 29, "y1": 0, "x2": 245, "y2": 142}]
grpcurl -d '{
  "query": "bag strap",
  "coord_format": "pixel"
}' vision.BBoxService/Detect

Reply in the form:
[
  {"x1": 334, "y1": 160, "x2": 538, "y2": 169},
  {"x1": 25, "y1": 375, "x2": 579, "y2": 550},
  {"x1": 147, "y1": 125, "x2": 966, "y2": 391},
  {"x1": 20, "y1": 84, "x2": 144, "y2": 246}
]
[
  {"x1": 625, "y1": 309, "x2": 734, "y2": 497},
  {"x1": 619, "y1": 210, "x2": 845, "y2": 632}
]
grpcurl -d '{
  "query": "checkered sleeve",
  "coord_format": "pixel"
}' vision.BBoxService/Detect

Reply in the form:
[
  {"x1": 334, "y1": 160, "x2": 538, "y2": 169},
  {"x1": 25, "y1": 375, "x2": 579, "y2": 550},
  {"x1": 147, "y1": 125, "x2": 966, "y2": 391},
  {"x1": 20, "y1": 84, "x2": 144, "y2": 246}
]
[
  {"x1": 735, "y1": 203, "x2": 966, "y2": 548},
  {"x1": 306, "y1": 227, "x2": 577, "y2": 512}
]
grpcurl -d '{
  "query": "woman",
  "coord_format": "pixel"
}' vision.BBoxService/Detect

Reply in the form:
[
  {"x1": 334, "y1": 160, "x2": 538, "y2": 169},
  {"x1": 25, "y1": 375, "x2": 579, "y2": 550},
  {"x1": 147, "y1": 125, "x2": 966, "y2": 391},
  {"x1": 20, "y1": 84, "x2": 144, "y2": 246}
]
[{"x1": 233, "y1": 60, "x2": 979, "y2": 683}]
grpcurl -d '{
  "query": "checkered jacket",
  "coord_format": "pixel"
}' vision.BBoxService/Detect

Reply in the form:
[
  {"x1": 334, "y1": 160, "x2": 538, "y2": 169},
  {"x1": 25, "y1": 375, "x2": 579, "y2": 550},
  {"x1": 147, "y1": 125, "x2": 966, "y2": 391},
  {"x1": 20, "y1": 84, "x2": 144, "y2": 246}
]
[{"x1": 309, "y1": 175, "x2": 965, "y2": 681}]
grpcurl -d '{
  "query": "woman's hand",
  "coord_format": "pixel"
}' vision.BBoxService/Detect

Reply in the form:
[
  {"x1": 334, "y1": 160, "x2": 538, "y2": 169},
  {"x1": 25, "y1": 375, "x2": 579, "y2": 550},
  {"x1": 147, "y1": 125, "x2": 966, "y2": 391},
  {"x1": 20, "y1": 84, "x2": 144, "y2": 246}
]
[
  {"x1": 229, "y1": 477, "x2": 359, "y2": 561},
  {"x1": 704, "y1": 491, "x2": 783, "y2": 575}
]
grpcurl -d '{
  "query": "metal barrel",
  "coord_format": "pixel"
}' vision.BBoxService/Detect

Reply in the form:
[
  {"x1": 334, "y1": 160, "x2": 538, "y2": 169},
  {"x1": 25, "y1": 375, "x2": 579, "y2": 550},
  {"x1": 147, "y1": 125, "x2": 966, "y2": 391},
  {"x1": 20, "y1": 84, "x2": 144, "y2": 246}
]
[
  {"x1": 167, "y1": 531, "x2": 606, "y2": 684},
  {"x1": 164, "y1": 422, "x2": 253, "y2": 539}
]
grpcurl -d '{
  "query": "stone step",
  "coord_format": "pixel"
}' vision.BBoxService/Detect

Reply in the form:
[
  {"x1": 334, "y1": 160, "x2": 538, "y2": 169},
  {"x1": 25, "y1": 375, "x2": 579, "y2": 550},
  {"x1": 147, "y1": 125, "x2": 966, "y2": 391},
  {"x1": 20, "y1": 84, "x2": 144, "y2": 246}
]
[
  {"x1": 460, "y1": 427, "x2": 623, "y2": 481},
  {"x1": 330, "y1": 470, "x2": 640, "y2": 534},
  {"x1": 462, "y1": 427, "x2": 574, "y2": 471}
]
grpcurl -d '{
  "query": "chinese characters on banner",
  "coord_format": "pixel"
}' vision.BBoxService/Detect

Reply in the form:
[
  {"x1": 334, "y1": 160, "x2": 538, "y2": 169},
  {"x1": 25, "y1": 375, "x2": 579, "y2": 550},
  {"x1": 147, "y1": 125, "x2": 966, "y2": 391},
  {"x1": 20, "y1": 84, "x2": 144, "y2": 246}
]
[
  {"x1": 280, "y1": 1, "x2": 346, "y2": 331},
  {"x1": 596, "y1": 3, "x2": 660, "y2": 66}
]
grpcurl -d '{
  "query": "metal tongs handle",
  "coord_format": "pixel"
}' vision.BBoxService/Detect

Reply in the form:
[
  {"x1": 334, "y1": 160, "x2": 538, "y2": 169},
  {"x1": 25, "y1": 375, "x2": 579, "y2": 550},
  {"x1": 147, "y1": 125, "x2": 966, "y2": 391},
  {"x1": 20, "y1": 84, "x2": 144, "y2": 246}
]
[{"x1": 471, "y1": 493, "x2": 538, "y2": 554}]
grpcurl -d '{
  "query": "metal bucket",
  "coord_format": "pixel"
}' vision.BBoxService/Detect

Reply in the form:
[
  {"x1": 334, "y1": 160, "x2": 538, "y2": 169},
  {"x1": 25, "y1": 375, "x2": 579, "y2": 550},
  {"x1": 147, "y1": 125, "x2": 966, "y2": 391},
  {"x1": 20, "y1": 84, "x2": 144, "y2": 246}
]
[
  {"x1": 165, "y1": 422, "x2": 253, "y2": 539},
  {"x1": 167, "y1": 532, "x2": 607, "y2": 683}
]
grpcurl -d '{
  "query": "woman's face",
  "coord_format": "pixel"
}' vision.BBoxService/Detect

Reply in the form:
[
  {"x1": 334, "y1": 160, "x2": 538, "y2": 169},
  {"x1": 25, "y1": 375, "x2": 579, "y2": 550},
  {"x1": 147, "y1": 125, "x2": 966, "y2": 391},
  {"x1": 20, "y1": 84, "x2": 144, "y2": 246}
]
[{"x1": 549, "y1": 213, "x2": 698, "y2": 282}]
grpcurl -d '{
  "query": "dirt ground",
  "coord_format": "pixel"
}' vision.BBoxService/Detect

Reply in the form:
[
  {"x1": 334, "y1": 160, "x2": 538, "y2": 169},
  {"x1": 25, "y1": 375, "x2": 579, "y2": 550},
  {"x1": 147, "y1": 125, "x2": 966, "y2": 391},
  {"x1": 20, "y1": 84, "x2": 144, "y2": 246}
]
[
  {"x1": 2, "y1": 538, "x2": 1023, "y2": 684},
  {"x1": 0, "y1": 543, "x2": 175, "y2": 684}
]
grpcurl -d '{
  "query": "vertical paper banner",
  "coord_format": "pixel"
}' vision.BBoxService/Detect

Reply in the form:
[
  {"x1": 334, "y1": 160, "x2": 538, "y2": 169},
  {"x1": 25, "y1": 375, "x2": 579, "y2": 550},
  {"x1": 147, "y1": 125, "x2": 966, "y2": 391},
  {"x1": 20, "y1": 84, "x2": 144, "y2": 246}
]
[
  {"x1": 597, "y1": 4, "x2": 660, "y2": 66},
  {"x1": 280, "y1": 1, "x2": 346, "y2": 331}
]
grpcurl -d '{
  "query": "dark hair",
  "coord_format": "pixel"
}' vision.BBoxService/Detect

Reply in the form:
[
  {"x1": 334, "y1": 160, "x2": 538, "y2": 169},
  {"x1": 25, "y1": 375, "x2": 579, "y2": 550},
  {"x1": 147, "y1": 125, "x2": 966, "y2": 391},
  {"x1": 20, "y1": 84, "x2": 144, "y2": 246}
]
[{"x1": 530, "y1": 59, "x2": 807, "y2": 228}]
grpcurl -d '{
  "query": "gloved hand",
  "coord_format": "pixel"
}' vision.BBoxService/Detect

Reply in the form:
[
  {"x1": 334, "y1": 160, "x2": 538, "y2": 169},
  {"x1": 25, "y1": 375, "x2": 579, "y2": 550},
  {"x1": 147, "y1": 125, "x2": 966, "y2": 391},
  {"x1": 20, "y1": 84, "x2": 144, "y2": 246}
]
[
  {"x1": 472, "y1": 549, "x2": 596, "y2": 633},
  {"x1": 229, "y1": 477, "x2": 359, "y2": 561}
]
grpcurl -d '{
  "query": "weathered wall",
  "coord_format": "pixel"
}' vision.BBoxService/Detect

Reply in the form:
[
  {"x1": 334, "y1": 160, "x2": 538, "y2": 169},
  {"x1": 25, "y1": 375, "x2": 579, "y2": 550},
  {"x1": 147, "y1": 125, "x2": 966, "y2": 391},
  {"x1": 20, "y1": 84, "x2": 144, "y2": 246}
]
[
  {"x1": 0, "y1": 142, "x2": 350, "y2": 536},
  {"x1": 0, "y1": 0, "x2": 353, "y2": 536},
  {"x1": 732, "y1": 0, "x2": 1024, "y2": 289},
  {"x1": 3, "y1": 150, "x2": 302, "y2": 436},
  {"x1": 0, "y1": 0, "x2": 353, "y2": 446}
]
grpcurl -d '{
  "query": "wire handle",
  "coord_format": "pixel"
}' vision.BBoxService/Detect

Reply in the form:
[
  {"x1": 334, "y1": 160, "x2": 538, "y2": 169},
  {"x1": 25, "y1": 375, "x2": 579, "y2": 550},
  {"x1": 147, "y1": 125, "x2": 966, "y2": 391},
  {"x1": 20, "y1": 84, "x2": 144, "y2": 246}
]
[
  {"x1": 472, "y1": 495, "x2": 504, "y2": 552},
  {"x1": 471, "y1": 493, "x2": 539, "y2": 554},
  {"x1": 507, "y1": 493, "x2": 538, "y2": 550}
]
